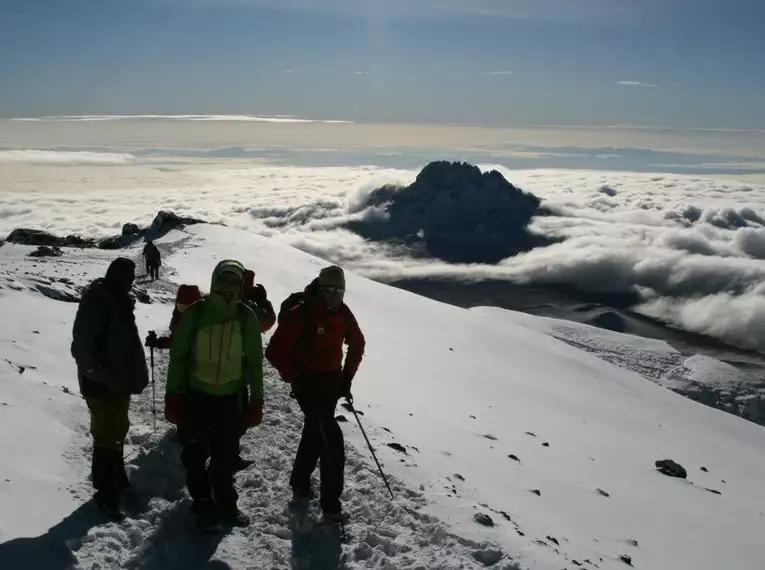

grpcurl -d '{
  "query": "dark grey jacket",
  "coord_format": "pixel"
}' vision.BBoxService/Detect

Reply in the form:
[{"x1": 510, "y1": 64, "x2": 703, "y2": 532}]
[{"x1": 71, "y1": 278, "x2": 149, "y2": 397}]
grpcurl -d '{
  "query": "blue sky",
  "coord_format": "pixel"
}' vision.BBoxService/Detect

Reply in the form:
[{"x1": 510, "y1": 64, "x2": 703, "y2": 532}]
[{"x1": 0, "y1": 0, "x2": 763, "y2": 128}]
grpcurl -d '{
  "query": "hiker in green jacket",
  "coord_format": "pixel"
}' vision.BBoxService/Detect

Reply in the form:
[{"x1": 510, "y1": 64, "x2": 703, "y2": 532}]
[{"x1": 164, "y1": 259, "x2": 264, "y2": 531}]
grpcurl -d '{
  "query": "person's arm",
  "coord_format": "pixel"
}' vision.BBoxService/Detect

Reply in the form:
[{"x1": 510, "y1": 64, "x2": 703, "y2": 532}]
[
  {"x1": 165, "y1": 304, "x2": 200, "y2": 395},
  {"x1": 71, "y1": 291, "x2": 110, "y2": 384},
  {"x1": 244, "y1": 310, "x2": 264, "y2": 400},
  {"x1": 343, "y1": 309, "x2": 366, "y2": 381},
  {"x1": 264, "y1": 308, "x2": 303, "y2": 383}
]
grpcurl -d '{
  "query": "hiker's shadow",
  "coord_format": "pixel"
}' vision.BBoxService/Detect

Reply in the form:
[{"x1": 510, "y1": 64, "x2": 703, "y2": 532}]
[
  {"x1": 0, "y1": 430, "x2": 229, "y2": 570},
  {"x1": 288, "y1": 506, "x2": 347, "y2": 570}
]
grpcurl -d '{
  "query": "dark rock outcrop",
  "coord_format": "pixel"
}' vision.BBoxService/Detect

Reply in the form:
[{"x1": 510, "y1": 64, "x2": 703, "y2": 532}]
[
  {"x1": 6, "y1": 229, "x2": 96, "y2": 248},
  {"x1": 29, "y1": 245, "x2": 63, "y2": 258},
  {"x1": 5, "y1": 211, "x2": 209, "y2": 252},
  {"x1": 346, "y1": 161, "x2": 554, "y2": 263}
]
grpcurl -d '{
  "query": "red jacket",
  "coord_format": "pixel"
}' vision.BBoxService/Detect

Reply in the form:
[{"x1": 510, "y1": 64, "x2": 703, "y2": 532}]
[{"x1": 265, "y1": 296, "x2": 365, "y2": 384}]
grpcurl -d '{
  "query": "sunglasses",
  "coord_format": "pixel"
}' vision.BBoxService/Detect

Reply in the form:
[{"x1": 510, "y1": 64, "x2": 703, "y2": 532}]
[{"x1": 320, "y1": 287, "x2": 345, "y2": 295}]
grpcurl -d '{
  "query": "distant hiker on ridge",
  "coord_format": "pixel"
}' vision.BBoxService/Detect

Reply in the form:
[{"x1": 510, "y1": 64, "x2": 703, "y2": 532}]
[
  {"x1": 71, "y1": 257, "x2": 149, "y2": 521},
  {"x1": 233, "y1": 268, "x2": 277, "y2": 471},
  {"x1": 142, "y1": 239, "x2": 161, "y2": 281},
  {"x1": 266, "y1": 265, "x2": 365, "y2": 519},
  {"x1": 163, "y1": 260, "x2": 264, "y2": 532}
]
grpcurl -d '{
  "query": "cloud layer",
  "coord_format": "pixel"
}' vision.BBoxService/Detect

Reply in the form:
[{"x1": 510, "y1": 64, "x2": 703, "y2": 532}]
[{"x1": 1, "y1": 152, "x2": 764, "y2": 352}]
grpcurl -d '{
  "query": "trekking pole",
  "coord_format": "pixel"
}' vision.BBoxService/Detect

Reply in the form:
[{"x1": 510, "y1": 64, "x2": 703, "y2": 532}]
[
  {"x1": 149, "y1": 338, "x2": 157, "y2": 434},
  {"x1": 348, "y1": 400, "x2": 394, "y2": 499}
]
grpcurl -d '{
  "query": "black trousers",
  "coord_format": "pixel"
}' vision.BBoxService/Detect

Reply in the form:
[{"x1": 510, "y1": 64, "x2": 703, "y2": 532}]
[
  {"x1": 146, "y1": 262, "x2": 159, "y2": 281},
  {"x1": 179, "y1": 390, "x2": 242, "y2": 509},
  {"x1": 290, "y1": 377, "x2": 344, "y2": 506}
]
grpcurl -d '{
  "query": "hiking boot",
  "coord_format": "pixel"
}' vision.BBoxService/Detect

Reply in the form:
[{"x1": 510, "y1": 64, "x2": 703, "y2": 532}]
[
  {"x1": 193, "y1": 499, "x2": 221, "y2": 533},
  {"x1": 234, "y1": 456, "x2": 254, "y2": 472},
  {"x1": 219, "y1": 506, "x2": 251, "y2": 527},
  {"x1": 320, "y1": 497, "x2": 342, "y2": 519},
  {"x1": 292, "y1": 485, "x2": 315, "y2": 501},
  {"x1": 94, "y1": 490, "x2": 125, "y2": 522}
]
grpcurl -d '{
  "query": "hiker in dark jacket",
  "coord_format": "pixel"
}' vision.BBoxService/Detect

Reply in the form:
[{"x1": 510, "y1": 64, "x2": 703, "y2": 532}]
[
  {"x1": 265, "y1": 265, "x2": 365, "y2": 518},
  {"x1": 142, "y1": 240, "x2": 161, "y2": 281},
  {"x1": 71, "y1": 257, "x2": 149, "y2": 520}
]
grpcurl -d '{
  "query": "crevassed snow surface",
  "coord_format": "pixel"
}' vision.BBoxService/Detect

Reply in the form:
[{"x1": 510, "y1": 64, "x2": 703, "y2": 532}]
[{"x1": 1, "y1": 224, "x2": 764, "y2": 570}]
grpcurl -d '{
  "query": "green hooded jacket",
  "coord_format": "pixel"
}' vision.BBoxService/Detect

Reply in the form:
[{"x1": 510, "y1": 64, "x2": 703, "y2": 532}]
[{"x1": 165, "y1": 260, "x2": 264, "y2": 399}]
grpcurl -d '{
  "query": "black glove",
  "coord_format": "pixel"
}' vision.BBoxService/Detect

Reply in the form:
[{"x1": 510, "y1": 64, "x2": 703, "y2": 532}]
[
  {"x1": 145, "y1": 331, "x2": 159, "y2": 348},
  {"x1": 341, "y1": 371, "x2": 353, "y2": 404},
  {"x1": 252, "y1": 284, "x2": 268, "y2": 304}
]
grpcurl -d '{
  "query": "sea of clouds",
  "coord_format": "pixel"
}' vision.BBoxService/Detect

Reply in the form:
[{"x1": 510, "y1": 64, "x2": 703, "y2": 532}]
[{"x1": 1, "y1": 123, "x2": 763, "y2": 353}]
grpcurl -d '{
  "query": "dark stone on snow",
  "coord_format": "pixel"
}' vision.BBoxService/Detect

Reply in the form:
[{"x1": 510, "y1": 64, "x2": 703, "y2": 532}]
[
  {"x1": 335, "y1": 415, "x2": 348, "y2": 422},
  {"x1": 133, "y1": 289, "x2": 152, "y2": 304},
  {"x1": 525, "y1": 431, "x2": 537, "y2": 437},
  {"x1": 620, "y1": 554, "x2": 633, "y2": 566},
  {"x1": 386, "y1": 443, "x2": 408, "y2": 454},
  {"x1": 508, "y1": 454, "x2": 521, "y2": 462},
  {"x1": 472, "y1": 548, "x2": 503, "y2": 566},
  {"x1": 704, "y1": 488, "x2": 722, "y2": 495},
  {"x1": 530, "y1": 489, "x2": 541, "y2": 496},
  {"x1": 542, "y1": 442, "x2": 550, "y2": 447},
  {"x1": 29, "y1": 245, "x2": 63, "y2": 258},
  {"x1": 627, "y1": 538, "x2": 639, "y2": 547},
  {"x1": 483, "y1": 433, "x2": 498, "y2": 441},
  {"x1": 700, "y1": 466, "x2": 709, "y2": 472},
  {"x1": 596, "y1": 488, "x2": 610, "y2": 497},
  {"x1": 473, "y1": 513, "x2": 495, "y2": 527},
  {"x1": 546, "y1": 536, "x2": 559, "y2": 545},
  {"x1": 655, "y1": 459, "x2": 687, "y2": 479},
  {"x1": 454, "y1": 473, "x2": 465, "y2": 481}
]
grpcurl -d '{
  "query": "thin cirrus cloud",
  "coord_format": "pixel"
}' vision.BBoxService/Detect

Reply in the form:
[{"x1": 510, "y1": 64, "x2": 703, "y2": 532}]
[
  {"x1": 477, "y1": 70, "x2": 515, "y2": 76},
  {"x1": 614, "y1": 81, "x2": 658, "y2": 88}
]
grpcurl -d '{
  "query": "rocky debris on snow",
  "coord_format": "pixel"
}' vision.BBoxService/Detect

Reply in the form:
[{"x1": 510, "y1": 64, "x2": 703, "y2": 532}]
[
  {"x1": 483, "y1": 433, "x2": 498, "y2": 441},
  {"x1": 6, "y1": 228, "x2": 96, "y2": 248},
  {"x1": 530, "y1": 489, "x2": 542, "y2": 496},
  {"x1": 29, "y1": 245, "x2": 63, "y2": 258},
  {"x1": 133, "y1": 289, "x2": 152, "y2": 304},
  {"x1": 619, "y1": 554, "x2": 633, "y2": 566},
  {"x1": 454, "y1": 473, "x2": 465, "y2": 481},
  {"x1": 508, "y1": 454, "x2": 521, "y2": 462},
  {"x1": 525, "y1": 431, "x2": 537, "y2": 437},
  {"x1": 596, "y1": 488, "x2": 610, "y2": 497},
  {"x1": 655, "y1": 459, "x2": 687, "y2": 479},
  {"x1": 542, "y1": 441, "x2": 550, "y2": 447},
  {"x1": 34, "y1": 282, "x2": 81, "y2": 303},
  {"x1": 386, "y1": 443, "x2": 408, "y2": 454},
  {"x1": 473, "y1": 512, "x2": 495, "y2": 527},
  {"x1": 336, "y1": 414, "x2": 348, "y2": 422},
  {"x1": 345, "y1": 160, "x2": 554, "y2": 264},
  {"x1": 546, "y1": 535, "x2": 560, "y2": 545},
  {"x1": 627, "y1": 539, "x2": 639, "y2": 547},
  {"x1": 704, "y1": 487, "x2": 722, "y2": 495},
  {"x1": 700, "y1": 466, "x2": 709, "y2": 472}
]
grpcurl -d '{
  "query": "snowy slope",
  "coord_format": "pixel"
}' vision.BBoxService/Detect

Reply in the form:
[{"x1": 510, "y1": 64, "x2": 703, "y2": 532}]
[{"x1": 1, "y1": 224, "x2": 765, "y2": 570}]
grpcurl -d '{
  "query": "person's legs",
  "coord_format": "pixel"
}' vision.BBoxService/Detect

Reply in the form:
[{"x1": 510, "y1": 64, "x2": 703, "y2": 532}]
[
  {"x1": 289, "y1": 395, "x2": 322, "y2": 496},
  {"x1": 317, "y1": 395, "x2": 344, "y2": 514},
  {"x1": 179, "y1": 391, "x2": 214, "y2": 513}
]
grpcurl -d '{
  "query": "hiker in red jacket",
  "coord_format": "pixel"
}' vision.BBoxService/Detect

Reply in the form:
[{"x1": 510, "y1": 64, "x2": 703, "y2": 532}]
[
  {"x1": 146, "y1": 284, "x2": 203, "y2": 349},
  {"x1": 265, "y1": 265, "x2": 365, "y2": 518},
  {"x1": 233, "y1": 269, "x2": 277, "y2": 470}
]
